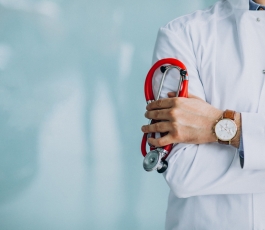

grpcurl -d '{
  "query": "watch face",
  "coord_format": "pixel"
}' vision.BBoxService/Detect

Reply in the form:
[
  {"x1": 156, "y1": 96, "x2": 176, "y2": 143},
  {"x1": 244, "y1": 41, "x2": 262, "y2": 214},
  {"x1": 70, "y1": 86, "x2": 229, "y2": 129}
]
[{"x1": 215, "y1": 119, "x2": 237, "y2": 141}]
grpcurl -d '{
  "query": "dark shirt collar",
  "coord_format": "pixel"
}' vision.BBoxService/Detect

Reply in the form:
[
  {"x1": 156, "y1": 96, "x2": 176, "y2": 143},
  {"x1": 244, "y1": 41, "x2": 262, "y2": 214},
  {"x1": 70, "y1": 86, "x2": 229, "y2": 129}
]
[{"x1": 249, "y1": 0, "x2": 265, "y2": 10}]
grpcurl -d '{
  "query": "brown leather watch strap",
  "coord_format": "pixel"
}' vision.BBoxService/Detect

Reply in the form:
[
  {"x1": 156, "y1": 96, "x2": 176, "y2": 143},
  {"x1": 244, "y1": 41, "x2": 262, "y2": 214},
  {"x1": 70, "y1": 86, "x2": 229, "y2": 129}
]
[
  {"x1": 223, "y1": 110, "x2": 235, "y2": 120},
  {"x1": 218, "y1": 140, "x2": 230, "y2": 145}
]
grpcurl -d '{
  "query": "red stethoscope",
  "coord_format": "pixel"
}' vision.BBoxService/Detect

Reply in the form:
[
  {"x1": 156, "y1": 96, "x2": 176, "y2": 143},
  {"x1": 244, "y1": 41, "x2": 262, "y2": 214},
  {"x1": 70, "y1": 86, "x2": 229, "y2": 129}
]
[{"x1": 141, "y1": 58, "x2": 189, "y2": 173}]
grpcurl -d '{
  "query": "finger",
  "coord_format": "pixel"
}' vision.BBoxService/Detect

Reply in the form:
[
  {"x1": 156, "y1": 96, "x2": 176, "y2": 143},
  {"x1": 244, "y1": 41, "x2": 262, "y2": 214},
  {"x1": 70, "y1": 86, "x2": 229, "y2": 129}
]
[
  {"x1": 146, "y1": 98, "x2": 175, "y2": 111},
  {"x1": 188, "y1": 93, "x2": 204, "y2": 101},
  {"x1": 148, "y1": 135, "x2": 173, "y2": 147},
  {"x1": 141, "y1": 121, "x2": 172, "y2": 133},
  {"x1": 167, "y1": 92, "x2": 176, "y2": 98},
  {"x1": 145, "y1": 109, "x2": 172, "y2": 120}
]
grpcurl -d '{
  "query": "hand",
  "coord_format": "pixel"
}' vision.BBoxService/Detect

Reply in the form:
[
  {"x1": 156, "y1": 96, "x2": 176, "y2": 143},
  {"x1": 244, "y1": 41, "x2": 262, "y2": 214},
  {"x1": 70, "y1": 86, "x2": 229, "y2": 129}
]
[{"x1": 141, "y1": 92, "x2": 223, "y2": 147}]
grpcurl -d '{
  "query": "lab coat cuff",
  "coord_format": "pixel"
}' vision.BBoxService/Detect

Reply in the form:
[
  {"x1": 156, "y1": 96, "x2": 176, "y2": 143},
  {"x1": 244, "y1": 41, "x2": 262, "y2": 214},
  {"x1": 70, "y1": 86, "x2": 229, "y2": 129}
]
[
  {"x1": 241, "y1": 112, "x2": 265, "y2": 170},
  {"x1": 238, "y1": 127, "x2": 244, "y2": 168}
]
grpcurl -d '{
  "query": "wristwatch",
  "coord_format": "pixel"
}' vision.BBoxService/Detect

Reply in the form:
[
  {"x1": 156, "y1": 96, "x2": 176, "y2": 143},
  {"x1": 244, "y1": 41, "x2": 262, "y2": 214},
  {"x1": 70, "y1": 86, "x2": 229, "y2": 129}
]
[{"x1": 214, "y1": 110, "x2": 237, "y2": 145}]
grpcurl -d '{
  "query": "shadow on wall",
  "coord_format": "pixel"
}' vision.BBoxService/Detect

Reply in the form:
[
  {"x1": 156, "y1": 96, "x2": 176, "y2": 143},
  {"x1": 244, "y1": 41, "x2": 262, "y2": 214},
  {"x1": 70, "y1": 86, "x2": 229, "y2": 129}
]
[{"x1": 0, "y1": 1, "x2": 75, "y2": 203}]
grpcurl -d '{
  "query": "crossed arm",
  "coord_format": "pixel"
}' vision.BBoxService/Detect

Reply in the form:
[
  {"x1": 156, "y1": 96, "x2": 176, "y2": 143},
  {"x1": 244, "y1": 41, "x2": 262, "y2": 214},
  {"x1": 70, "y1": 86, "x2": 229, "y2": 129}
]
[{"x1": 141, "y1": 92, "x2": 241, "y2": 149}]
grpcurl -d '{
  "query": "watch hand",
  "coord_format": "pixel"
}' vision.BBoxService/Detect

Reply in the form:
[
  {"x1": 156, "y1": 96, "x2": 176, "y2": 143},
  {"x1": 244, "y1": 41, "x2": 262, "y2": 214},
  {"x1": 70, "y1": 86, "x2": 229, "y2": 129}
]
[{"x1": 220, "y1": 124, "x2": 229, "y2": 132}]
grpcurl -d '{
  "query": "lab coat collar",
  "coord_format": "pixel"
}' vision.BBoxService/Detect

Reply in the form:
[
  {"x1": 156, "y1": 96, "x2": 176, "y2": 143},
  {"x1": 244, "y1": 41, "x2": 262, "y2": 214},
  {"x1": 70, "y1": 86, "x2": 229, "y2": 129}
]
[{"x1": 227, "y1": 0, "x2": 249, "y2": 9}]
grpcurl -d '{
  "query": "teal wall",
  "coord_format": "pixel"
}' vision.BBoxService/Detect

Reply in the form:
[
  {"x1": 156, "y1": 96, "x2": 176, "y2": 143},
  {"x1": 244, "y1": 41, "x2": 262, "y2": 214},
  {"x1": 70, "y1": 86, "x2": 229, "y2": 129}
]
[{"x1": 0, "y1": 0, "x2": 216, "y2": 229}]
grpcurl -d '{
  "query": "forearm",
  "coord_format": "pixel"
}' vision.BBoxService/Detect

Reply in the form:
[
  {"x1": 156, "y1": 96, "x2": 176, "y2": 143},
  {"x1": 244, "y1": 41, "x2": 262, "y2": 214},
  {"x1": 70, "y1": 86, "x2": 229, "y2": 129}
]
[{"x1": 143, "y1": 99, "x2": 242, "y2": 150}]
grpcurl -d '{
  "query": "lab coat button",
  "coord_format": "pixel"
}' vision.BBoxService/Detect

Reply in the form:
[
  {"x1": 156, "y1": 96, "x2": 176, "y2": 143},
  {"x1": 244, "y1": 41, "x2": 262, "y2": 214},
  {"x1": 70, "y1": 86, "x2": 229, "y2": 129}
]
[
  {"x1": 257, "y1": 17, "x2": 261, "y2": 22},
  {"x1": 263, "y1": 70, "x2": 265, "y2": 74}
]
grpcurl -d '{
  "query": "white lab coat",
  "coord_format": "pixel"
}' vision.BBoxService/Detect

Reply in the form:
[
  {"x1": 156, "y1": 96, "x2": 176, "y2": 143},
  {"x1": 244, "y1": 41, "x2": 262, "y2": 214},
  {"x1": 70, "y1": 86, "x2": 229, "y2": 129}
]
[{"x1": 152, "y1": 0, "x2": 265, "y2": 229}]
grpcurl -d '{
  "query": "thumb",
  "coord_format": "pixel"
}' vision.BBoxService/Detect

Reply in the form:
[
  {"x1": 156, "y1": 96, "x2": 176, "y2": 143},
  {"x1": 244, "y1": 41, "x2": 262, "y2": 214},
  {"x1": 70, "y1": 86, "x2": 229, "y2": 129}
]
[{"x1": 188, "y1": 93, "x2": 204, "y2": 101}]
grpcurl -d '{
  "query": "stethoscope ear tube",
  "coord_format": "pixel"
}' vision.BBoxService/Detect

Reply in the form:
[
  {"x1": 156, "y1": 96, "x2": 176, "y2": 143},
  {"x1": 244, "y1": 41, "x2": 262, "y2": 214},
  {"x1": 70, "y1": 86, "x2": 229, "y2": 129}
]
[{"x1": 142, "y1": 58, "x2": 188, "y2": 173}]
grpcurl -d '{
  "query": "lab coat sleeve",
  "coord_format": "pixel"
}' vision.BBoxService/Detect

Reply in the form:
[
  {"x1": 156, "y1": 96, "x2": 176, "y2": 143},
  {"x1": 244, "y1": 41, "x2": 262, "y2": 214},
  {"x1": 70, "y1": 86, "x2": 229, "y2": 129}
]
[
  {"x1": 240, "y1": 113, "x2": 265, "y2": 170},
  {"x1": 153, "y1": 26, "x2": 265, "y2": 198}
]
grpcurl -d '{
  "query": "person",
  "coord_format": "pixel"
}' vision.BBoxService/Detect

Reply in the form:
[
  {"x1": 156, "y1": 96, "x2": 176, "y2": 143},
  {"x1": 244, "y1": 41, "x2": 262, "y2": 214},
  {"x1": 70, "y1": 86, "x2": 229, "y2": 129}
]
[{"x1": 141, "y1": 0, "x2": 265, "y2": 229}]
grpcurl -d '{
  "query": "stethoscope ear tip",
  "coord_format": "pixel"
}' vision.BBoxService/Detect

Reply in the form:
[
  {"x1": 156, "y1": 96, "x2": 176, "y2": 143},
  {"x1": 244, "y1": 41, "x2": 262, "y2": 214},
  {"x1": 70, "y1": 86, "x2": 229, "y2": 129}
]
[
  {"x1": 180, "y1": 69, "x2": 187, "y2": 76},
  {"x1": 160, "y1": 66, "x2": 167, "y2": 73}
]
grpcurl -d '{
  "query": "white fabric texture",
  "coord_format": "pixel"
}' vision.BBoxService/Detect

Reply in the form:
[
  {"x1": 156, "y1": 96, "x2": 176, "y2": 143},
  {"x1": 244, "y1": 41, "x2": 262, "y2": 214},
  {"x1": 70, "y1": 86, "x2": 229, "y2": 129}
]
[{"x1": 151, "y1": 0, "x2": 265, "y2": 229}]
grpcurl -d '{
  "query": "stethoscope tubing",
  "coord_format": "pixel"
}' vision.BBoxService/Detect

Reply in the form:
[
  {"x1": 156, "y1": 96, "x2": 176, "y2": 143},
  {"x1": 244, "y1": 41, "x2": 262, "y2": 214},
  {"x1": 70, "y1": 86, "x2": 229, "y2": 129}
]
[{"x1": 141, "y1": 58, "x2": 189, "y2": 161}]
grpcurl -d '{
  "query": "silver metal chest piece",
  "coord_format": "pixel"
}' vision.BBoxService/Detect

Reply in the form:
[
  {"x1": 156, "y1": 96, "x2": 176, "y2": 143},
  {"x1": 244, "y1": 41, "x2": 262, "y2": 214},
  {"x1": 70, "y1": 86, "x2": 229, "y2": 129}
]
[{"x1": 143, "y1": 150, "x2": 168, "y2": 173}]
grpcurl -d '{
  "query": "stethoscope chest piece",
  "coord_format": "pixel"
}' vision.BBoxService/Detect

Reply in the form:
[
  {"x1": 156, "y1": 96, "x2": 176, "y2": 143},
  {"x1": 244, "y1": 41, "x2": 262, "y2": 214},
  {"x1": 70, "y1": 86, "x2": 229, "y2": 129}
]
[{"x1": 143, "y1": 149, "x2": 168, "y2": 173}]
